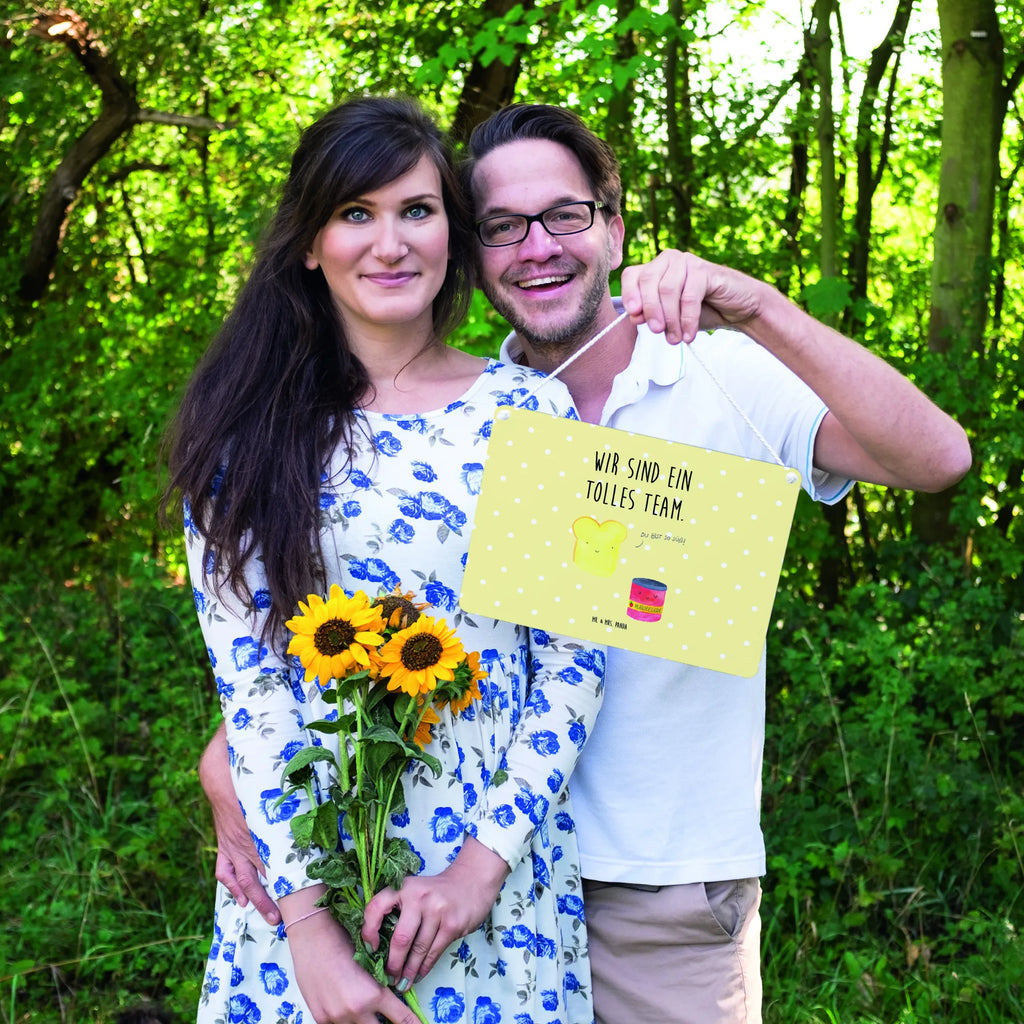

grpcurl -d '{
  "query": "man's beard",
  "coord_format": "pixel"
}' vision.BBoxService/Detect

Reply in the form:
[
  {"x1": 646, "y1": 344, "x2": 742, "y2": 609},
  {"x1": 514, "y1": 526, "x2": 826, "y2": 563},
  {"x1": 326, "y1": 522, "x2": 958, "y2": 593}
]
[{"x1": 481, "y1": 256, "x2": 611, "y2": 356}]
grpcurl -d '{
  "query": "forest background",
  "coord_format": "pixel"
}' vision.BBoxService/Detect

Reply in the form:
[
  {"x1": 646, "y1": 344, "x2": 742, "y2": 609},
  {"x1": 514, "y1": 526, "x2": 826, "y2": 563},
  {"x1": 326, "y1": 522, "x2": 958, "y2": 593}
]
[{"x1": 1, "y1": 0, "x2": 1022, "y2": 1021}]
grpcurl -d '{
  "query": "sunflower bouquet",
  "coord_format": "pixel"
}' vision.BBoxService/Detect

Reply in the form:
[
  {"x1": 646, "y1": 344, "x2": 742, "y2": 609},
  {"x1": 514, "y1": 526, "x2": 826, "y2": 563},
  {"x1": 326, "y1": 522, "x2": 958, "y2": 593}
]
[{"x1": 279, "y1": 583, "x2": 485, "y2": 1021}]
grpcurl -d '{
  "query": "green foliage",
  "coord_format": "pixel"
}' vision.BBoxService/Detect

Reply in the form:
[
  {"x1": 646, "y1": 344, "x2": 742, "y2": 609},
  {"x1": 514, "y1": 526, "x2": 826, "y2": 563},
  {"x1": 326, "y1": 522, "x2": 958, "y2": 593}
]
[
  {"x1": 0, "y1": 557, "x2": 214, "y2": 1021},
  {"x1": 2, "y1": 0, "x2": 1022, "y2": 1020},
  {"x1": 762, "y1": 539, "x2": 1024, "y2": 1022}
]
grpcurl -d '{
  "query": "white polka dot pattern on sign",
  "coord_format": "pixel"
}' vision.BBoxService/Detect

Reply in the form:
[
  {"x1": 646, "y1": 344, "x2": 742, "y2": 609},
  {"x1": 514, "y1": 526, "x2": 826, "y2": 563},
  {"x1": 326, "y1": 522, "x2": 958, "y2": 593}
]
[{"x1": 461, "y1": 409, "x2": 801, "y2": 677}]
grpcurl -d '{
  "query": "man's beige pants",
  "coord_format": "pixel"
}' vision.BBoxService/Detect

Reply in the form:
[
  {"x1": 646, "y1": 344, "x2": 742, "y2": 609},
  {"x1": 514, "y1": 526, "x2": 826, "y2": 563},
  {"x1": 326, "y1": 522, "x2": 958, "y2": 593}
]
[{"x1": 582, "y1": 878, "x2": 762, "y2": 1024}]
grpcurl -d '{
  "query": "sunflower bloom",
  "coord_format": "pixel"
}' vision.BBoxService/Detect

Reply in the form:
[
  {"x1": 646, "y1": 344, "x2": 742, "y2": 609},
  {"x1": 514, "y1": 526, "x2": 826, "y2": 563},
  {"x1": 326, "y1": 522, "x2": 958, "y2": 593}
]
[
  {"x1": 377, "y1": 616, "x2": 465, "y2": 696},
  {"x1": 286, "y1": 584, "x2": 386, "y2": 684},
  {"x1": 372, "y1": 585, "x2": 428, "y2": 630},
  {"x1": 411, "y1": 703, "x2": 441, "y2": 749},
  {"x1": 448, "y1": 650, "x2": 486, "y2": 715}
]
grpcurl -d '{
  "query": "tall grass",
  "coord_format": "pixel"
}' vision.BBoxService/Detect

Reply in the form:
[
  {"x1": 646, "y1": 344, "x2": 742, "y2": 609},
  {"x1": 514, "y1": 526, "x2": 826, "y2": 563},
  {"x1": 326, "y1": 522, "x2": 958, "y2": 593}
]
[{"x1": 1, "y1": 536, "x2": 1021, "y2": 1023}]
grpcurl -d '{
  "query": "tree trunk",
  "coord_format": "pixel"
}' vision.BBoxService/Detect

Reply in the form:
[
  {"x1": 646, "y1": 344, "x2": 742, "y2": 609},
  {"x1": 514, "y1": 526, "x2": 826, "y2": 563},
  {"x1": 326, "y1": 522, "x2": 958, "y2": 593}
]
[
  {"x1": 913, "y1": 0, "x2": 1004, "y2": 545},
  {"x1": 449, "y1": 0, "x2": 532, "y2": 144},
  {"x1": 805, "y1": 0, "x2": 851, "y2": 606},
  {"x1": 847, "y1": 0, "x2": 913, "y2": 308},
  {"x1": 664, "y1": 0, "x2": 693, "y2": 248}
]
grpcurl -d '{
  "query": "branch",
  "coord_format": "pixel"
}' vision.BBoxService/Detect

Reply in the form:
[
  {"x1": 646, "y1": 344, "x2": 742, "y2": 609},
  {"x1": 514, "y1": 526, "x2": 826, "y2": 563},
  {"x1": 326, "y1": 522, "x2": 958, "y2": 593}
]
[
  {"x1": 1005, "y1": 56, "x2": 1024, "y2": 103},
  {"x1": 18, "y1": 9, "x2": 233, "y2": 302},
  {"x1": 29, "y1": 9, "x2": 134, "y2": 106},
  {"x1": 137, "y1": 109, "x2": 234, "y2": 131}
]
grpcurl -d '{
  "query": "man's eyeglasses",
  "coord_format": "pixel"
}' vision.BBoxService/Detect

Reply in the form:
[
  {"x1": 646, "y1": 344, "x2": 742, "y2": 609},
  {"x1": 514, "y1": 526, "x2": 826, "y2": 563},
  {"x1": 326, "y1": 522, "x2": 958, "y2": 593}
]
[{"x1": 475, "y1": 200, "x2": 607, "y2": 248}]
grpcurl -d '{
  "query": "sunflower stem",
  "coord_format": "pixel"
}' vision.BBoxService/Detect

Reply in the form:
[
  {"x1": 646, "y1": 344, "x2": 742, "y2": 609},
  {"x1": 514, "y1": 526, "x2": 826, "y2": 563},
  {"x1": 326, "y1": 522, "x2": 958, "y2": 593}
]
[
  {"x1": 402, "y1": 984, "x2": 430, "y2": 1024},
  {"x1": 351, "y1": 678, "x2": 375, "y2": 904}
]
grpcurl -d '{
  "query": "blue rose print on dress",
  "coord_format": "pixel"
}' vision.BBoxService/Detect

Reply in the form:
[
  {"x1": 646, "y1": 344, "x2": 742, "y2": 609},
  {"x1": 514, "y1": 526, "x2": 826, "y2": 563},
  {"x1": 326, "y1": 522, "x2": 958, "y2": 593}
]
[
  {"x1": 183, "y1": 499, "x2": 198, "y2": 537},
  {"x1": 412, "y1": 461, "x2": 437, "y2": 482},
  {"x1": 232, "y1": 708, "x2": 252, "y2": 730},
  {"x1": 349, "y1": 469, "x2": 374, "y2": 489},
  {"x1": 444, "y1": 503, "x2": 468, "y2": 530},
  {"x1": 253, "y1": 589, "x2": 272, "y2": 611},
  {"x1": 279, "y1": 739, "x2": 304, "y2": 762},
  {"x1": 272, "y1": 877, "x2": 293, "y2": 897},
  {"x1": 420, "y1": 492, "x2": 449, "y2": 520},
  {"x1": 259, "y1": 788, "x2": 299, "y2": 823},
  {"x1": 430, "y1": 807, "x2": 464, "y2": 843},
  {"x1": 342, "y1": 499, "x2": 362, "y2": 517},
  {"x1": 389, "y1": 519, "x2": 416, "y2": 544},
  {"x1": 554, "y1": 811, "x2": 574, "y2": 832},
  {"x1": 557, "y1": 893, "x2": 585, "y2": 922},
  {"x1": 501, "y1": 925, "x2": 536, "y2": 952},
  {"x1": 558, "y1": 666, "x2": 583, "y2": 686},
  {"x1": 394, "y1": 415, "x2": 429, "y2": 434},
  {"x1": 194, "y1": 587, "x2": 207, "y2": 613},
  {"x1": 545, "y1": 768, "x2": 564, "y2": 794},
  {"x1": 477, "y1": 420, "x2": 493, "y2": 441},
  {"x1": 424, "y1": 579, "x2": 458, "y2": 611},
  {"x1": 347, "y1": 557, "x2": 400, "y2": 591},
  {"x1": 250, "y1": 831, "x2": 270, "y2": 865},
  {"x1": 374, "y1": 431, "x2": 403, "y2": 456},
  {"x1": 526, "y1": 689, "x2": 551, "y2": 715},
  {"x1": 473, "y1": 996, "x2": 501, "y2": 1024},
  {"x1": 432, "y1": 987, "x2": 466, "y2": 1023},
  {"x1": 534, "y1": 934, "x2": 557, "y2": 959},
  {"x1": 528, "y1": 731, "x2": 560, "y2": 756},
  {"x1": 531, "y1": 629, "x2": 551, "y2": 647},
  {"x1": 541, "y1": 990, "x2": 558, "y2": 1012},
  {"x1": 259, "y1": 962, "x2": 289, "y2": 996},
  {"x1": 573, "y1": 648, "x2": 605, "y2": 675},
  {"x1": 568, "y1": 721, "x2": 587, "y2": 750},
  {"x1": 208, "y1": 923, "x2": 223, "y2": 961},
  {"x1": 493, "y1": 804, "x2": 516, "y2": 828},
  {"x1": 531, "y1": 852, "x2": 551, "y2": 889},
  {"x1": 231, "y1": 636, "x2": 265, "y2": 671},
  {"x1": 460, "y1": 463, "x2": 484, "y2": 495},
  {"x1": 228, "y1": 993, "x2": 261, "y2": 1023},
  {"x1": 319, "y1": 492, "x2": 336, "y2": 509},
  {"x1": 515, "y1": 788, "x2": 549, "y2": 825}
]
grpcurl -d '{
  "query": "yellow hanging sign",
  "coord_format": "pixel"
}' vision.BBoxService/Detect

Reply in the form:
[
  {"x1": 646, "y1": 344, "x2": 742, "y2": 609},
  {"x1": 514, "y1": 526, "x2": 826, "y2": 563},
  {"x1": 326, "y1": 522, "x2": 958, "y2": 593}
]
[{"x1": 461, "y1": 408, "x2": 802, "y2": 677}]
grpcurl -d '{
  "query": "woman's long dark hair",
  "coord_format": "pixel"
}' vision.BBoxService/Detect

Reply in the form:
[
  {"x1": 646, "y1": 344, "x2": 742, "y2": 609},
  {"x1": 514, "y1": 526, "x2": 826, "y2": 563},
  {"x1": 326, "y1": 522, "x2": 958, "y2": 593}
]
[{"x1": 163, "y1": 96, "x2": 475, "y2": 643}]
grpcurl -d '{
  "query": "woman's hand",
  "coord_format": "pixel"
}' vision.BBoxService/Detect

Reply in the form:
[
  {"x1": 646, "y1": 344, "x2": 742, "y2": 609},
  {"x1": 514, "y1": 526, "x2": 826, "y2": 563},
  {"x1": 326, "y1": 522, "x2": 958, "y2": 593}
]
[
  {"x1": 361, "y1": 836, "x2": 511, "y2": 991},
  {"x1": 199, "y1": 724, "x2": 282, "y2": 925},
  {"x1": 285, "y1": 904, "x2": 421, "y2": 1024}
]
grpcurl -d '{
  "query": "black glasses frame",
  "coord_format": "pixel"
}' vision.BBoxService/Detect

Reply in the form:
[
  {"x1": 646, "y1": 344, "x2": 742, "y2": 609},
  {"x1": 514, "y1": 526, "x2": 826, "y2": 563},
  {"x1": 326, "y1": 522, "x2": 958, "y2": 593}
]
[{"x1": 475, "y1": 200, "x2": 608, "y2": 247}]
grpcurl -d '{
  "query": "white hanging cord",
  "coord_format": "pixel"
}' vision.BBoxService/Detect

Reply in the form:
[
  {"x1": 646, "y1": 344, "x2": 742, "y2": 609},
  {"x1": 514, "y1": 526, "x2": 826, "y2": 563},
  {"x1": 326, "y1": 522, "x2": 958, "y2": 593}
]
[
  {"x1": 510, "y1": 311, "x2": 792, "y2": 473},
  {"x1": 523, "y1": 311, "x2": 631, "y2": 394},
  {"x1": 681, "y1": 342, "x2": 787, "y2": 469}
]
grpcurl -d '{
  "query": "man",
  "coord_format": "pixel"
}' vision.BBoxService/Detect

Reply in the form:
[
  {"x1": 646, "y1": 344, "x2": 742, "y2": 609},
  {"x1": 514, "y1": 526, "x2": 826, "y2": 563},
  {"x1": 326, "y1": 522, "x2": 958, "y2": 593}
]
[{"x1": 201, "y1": 105, "x2": 970, "y2": 1023}]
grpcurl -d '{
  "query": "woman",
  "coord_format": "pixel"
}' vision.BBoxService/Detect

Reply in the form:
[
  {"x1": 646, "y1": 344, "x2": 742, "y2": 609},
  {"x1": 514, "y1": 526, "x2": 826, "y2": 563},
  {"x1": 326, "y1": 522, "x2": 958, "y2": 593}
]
[{"x1": 164, "y1": 97, "x2": 605, "y2": 1024}]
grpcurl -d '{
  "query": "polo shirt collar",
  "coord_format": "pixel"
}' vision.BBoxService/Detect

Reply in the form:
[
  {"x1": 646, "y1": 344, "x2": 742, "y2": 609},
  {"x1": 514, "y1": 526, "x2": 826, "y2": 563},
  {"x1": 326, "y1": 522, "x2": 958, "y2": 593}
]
[{"x1": 498, "y1": 296, "x2": 688, "y2": 391}]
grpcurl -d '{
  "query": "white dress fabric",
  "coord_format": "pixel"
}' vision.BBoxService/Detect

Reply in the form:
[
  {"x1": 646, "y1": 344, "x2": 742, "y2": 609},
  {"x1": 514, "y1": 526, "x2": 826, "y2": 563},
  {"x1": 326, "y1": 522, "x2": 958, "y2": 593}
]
[{"x1": 188, "y1": 359, "x2": 605, "y2": 1024}]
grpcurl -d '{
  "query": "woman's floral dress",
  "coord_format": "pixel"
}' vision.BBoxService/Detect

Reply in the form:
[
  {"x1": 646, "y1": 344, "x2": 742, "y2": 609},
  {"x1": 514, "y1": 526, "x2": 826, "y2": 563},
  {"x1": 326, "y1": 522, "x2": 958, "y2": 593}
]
[{"x1": 188, "y1": 360, "x2": 606, "y2": 1024}]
